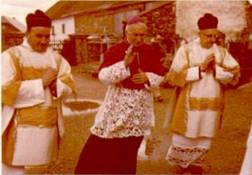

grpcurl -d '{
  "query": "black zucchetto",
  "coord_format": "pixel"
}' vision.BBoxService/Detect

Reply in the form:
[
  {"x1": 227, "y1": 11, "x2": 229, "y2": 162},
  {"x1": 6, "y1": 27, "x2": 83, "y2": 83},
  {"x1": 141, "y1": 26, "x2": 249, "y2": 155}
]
[
  {"x1": 26, "y1": 10, "x2": 51, "y2": 31},
  {"x1": 197, "y1": 13, "x2": 218, "y2": 30}
]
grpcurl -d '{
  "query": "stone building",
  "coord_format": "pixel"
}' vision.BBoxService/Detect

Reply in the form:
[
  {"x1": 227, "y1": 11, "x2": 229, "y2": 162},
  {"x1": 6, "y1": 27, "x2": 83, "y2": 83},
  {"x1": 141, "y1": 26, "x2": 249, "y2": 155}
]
[
  {"x1": 46, "y1": 1, "x2": 172, "y2": 65},
  {"x1": 1, "y1": 16, "x2": 25, "y2": 52},
  {"x1": 46, "y1": 0, "x2": 251, "y2": 65}
]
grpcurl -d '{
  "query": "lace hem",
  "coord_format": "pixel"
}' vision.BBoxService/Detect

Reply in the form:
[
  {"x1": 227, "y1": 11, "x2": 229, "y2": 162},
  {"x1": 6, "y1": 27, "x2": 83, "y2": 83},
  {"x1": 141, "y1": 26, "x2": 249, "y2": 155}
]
[
  {"x1": 90, "y1": 126, "x2": 151, "y2": 138},
  {"x1": 166, "y1": 144, "x2": 208, "y2": 168},
  {"x1": 91, "y1": 85, "x2": 154, "y2": 138}
]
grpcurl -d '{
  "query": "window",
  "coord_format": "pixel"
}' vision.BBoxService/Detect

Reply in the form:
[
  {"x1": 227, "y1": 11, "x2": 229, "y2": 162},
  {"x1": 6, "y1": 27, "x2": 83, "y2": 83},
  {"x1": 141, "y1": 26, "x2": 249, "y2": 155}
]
[
  {"x1": 52, "y1": 26, "x2": 55, "y2": 35},
  {"x1": 62, "y1": 24, "x2": 65, "y2": 34}
]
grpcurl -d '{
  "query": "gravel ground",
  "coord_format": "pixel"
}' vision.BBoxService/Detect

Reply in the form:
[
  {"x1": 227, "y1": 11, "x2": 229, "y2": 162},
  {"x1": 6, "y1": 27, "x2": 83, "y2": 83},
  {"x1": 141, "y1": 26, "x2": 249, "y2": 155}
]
[{"x1": 27, "y1": 71, "x2": 252, "y2": 174}]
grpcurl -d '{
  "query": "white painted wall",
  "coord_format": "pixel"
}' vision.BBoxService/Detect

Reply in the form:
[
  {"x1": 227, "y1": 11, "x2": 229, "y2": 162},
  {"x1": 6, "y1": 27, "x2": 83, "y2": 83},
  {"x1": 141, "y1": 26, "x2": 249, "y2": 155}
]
[
  {"x1": 51, "y1": 16, "x2": 75, "y2": 41},
  {"x1": 176, "y1": 0, "x2": 247, "y2": 41}
]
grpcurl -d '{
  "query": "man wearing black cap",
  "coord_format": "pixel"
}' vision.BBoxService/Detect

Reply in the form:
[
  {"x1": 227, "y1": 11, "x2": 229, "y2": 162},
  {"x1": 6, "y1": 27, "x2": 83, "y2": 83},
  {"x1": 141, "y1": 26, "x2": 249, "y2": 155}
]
[
  {"x1": 2, "y1": 10, "x2": 76, "y2": 174},
  {"x1": 75, "y1": 16, "x2": 166, "y2": 174},
  {"x1": 162, "y1": 13, "x2": 240, "y2": 174}
]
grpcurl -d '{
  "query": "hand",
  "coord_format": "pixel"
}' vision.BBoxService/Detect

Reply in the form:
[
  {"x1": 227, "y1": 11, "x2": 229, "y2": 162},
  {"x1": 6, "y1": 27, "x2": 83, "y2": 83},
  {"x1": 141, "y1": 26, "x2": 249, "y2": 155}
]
[
  {"x1": 206, "y1": 58, "x2": 216, "y2": 72},
  {"x1": 49, "y1": 80, "x2": 57, "y2": 97},
  {"x1": 131, "y1": 68, "x2": 148, "y2": 84},
  {"x1": 200, "y1": 53, "x2": 215, "y2": 72},
  {"x1": 162, "y1": 58, "x2": 172, "y2": 69},
  {"x1": 160, "y1": 73, "x2": 172, "y2": 88},
  {"x1": 125, "y1": 52, "x2": 137, "y2": 67},
  {"x1": 160, "y1": 57, "x2": 166, "y2": 62},
  {"x1": 124, "y1": 45, "x2": 137, "y2": 67},
  {"x1": 42, "y1": 67, "x2": 57, "y2": 88}
]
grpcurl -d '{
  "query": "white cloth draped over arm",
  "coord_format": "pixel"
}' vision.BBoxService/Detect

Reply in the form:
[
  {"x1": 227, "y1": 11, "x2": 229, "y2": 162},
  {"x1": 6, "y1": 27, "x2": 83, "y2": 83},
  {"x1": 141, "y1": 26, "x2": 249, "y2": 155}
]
[{"x1": 98, "y1": 60, "x2": 131, "y2": 84}]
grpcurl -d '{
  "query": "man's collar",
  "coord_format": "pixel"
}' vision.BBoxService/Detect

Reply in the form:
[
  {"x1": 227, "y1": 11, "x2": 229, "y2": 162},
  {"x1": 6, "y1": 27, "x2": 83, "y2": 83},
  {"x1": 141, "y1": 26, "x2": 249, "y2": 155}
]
[{"x1": 21, "y1": 38, "x2": 33, "y2": 51}]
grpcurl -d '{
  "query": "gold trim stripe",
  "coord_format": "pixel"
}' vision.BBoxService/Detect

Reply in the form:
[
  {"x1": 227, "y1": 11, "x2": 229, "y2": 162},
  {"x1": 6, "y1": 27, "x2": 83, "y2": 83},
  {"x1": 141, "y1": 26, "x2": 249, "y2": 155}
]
[
  {"x1": 170, "y1": 86, "x2": 189, "y2": 134},
  {"x1": 2, "y1": 81, "x2": 21, "y2": 106},
  {"x1": 2, "y1": 50, "x2": 22, "y2": 106},
  {"x1": 17, "y1": 106, "x2": 58, "y2": 127},
  {"x1": 189, "y1": 97, "x2": 224, "y2": 110},
  {"x1": 2, "y1": 117, "x2": 17, "y2": 165},
  {"x1": 8, "y1": 49, "x2": 22, "y2": 80},
  {"x1": 166, "y1": 69, "x2": 187, "y2": 87},
  {"x1": 21, "y1": 67, "x2": 44, "y2": 80}
]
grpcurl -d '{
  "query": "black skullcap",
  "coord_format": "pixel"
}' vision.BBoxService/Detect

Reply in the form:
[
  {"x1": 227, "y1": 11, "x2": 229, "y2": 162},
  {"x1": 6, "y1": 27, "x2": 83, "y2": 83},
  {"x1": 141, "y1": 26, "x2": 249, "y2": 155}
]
[
  {"x1": 197, "y1": 13, "x2": 218, "y2": 30},
  {"x1": 26, "y1": 10, "x2": 51, "y2": 30}
]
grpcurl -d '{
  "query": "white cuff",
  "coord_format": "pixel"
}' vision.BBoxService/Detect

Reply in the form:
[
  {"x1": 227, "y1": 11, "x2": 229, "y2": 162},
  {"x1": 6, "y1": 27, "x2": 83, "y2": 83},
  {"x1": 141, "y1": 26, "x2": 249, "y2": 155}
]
[
  {"x1": 186, "y1": 66, "x2": 200, "y2": 82},
  {"x1": 99, "y1": 61, "x2": 131, "y2": 84}
]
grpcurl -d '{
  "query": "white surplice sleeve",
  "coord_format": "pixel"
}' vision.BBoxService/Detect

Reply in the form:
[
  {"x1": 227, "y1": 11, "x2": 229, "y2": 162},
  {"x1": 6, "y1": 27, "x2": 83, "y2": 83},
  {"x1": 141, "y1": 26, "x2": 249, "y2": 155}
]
[
  {"x1": 215, "y1": 49, "x2": 240, "y2": 85},
  {"x1": 99, "y1": 60, "x2": 131, "y2": 84},
  {"x1": 165, "y1": 45, "x2": 192, "y2": 87},
  {"x1": 186, "y1": 66, "x2": 200, "y2": 82},
  {"x1": 56, "y1": 54, "x2": 76, "y2": 98}
]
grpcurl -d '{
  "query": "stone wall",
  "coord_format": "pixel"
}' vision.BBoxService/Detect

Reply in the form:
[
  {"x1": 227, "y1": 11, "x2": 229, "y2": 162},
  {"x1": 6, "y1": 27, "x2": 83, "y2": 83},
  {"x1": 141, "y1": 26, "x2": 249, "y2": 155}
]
[
  {"x1": 73, "y1": 2, "x2": 146, "y2": 63},
  {"x1": 141, "y1": 2, "x2": 176, "y2": 40},
  {"x1": 75, "y1": 3, "x2": 145, "y2": 36},
  {"x1": 75, "y1": 15, "x2": 114, "y2": 35}
]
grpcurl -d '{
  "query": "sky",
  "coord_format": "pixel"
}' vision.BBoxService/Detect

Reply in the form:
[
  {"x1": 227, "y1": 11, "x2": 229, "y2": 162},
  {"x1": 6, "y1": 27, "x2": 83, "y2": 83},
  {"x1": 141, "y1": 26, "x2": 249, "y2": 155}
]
[{"x1": 0, "y1": 0, "x2": 59, "y2": 25}]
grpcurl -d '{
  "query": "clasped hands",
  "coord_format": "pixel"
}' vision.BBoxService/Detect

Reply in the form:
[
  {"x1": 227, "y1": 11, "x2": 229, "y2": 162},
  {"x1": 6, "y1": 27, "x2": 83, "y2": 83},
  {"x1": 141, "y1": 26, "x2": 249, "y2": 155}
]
[
  {"x1": 160, "y1": 54, "x2": 216, "y2": 87},
  {"x1": 42, "y1": 67, "x2": 58, "y2": 97},
  {"x1": 200, "y1": 53, "x2": 216, "y2": 72}
]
